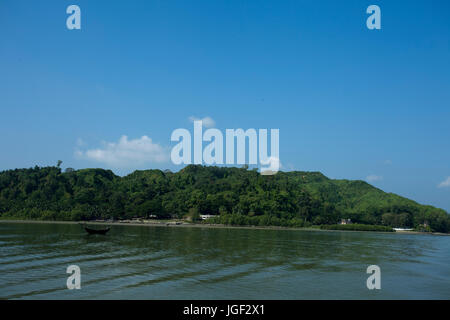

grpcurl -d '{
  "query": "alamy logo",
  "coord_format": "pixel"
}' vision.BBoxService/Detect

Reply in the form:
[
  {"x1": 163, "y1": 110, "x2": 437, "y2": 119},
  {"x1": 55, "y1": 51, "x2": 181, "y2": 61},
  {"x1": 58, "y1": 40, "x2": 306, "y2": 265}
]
[
  {"x1": 171, "y1": 121, "x2": 280, "y2": 174},
  {"x1": 66, "y1": 265, "x2": 81, "y2": 289},
  {"x1": 366, "y1": 265, "x2": 381, "y2": 290},
  {"x1": 366, "y1": 5, "x2": 381, "y2": 30},
  {"x1": 66, "y1": 5, "x2": 81, "y2": 30}
]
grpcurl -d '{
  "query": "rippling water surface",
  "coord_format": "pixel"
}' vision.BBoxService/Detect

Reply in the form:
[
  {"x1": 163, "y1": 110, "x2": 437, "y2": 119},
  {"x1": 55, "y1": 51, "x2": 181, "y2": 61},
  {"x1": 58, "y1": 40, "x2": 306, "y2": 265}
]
[{"x1": 0, "y1": 222, "x2": 449, "y2": 299}]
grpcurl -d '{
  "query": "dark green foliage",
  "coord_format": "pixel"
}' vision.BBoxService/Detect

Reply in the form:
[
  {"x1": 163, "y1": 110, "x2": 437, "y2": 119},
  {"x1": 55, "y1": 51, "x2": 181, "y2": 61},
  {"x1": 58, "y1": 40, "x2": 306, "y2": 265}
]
[
  {"x1": 320, "y1": 224, "x2": 395, "y2": 232},
  {"x1": 205, "y1": 214, "x2": 308, "y2": 228},
  {"x1": 0, "y1": 165, "x2": 448, "y2": 232}
]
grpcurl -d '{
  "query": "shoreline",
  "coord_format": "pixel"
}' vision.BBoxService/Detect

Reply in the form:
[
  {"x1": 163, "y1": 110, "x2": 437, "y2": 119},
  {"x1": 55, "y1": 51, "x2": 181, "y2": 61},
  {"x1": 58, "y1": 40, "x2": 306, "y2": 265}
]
[{"x1": 0, "y1": 219, "x2": 448, "y2": 236}]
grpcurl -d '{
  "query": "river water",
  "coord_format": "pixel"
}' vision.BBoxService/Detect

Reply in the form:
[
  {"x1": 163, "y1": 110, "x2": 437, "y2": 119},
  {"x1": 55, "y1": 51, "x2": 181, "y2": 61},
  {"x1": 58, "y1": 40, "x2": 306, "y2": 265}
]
[{"x1": 0, "y1": 222, "x2": 448, "y2": 299}]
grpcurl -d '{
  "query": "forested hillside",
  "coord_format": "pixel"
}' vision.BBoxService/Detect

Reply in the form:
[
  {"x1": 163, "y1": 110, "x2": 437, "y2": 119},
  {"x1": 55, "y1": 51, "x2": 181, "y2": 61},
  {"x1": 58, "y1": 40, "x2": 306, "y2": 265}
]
[{"x1": 0, "y1": 165, "x2": 449, "y2": 232}]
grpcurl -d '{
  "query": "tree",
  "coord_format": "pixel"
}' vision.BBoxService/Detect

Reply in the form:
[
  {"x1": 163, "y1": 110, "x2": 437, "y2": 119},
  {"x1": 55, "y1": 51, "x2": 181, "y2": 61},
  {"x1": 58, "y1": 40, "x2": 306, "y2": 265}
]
[
  {"x1": 188, "y1": 207, "x2": 201, "y2": 222},
  {"x1": 0, "y1": 164, "x2": 448, "y2": 232}
]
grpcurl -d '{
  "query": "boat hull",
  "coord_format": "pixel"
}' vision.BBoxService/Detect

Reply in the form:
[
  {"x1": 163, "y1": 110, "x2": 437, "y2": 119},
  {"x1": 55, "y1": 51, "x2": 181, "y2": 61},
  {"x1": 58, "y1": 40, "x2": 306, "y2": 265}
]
[{"x1": 84, "y1": 227, "x2": 110, "y2": 235}]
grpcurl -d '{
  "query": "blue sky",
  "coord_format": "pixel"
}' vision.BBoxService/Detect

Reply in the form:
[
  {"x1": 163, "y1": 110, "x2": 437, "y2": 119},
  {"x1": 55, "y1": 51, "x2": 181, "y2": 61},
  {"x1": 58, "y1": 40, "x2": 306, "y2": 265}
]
[{"x1": 1, "y1": 0, "x2": 449, "y2": 211}]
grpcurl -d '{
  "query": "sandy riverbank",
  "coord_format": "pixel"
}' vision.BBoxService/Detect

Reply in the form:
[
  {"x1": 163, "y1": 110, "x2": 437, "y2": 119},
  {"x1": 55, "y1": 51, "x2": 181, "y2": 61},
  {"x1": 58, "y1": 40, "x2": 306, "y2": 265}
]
[
  {"x1": 0, "y1": 218, "x2": 315, "y2": 232},
  {"x1": 1, "y1": 219, "x2": 448, "y2": 236}
]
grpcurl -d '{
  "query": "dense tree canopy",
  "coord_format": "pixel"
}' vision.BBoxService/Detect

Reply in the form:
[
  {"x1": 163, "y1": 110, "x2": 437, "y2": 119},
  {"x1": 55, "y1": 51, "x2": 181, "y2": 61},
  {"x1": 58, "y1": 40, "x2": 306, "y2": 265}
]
[{"x1": 0, "y1": 165, "x2": 449, "y2": 232}]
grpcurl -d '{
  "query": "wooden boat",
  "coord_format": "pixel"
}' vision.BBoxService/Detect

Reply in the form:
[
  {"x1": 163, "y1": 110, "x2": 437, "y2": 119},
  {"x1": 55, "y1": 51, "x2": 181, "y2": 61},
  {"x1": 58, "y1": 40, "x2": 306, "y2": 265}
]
[{"x1": 84, "y1": 226, "x2": 110, "y2": 235}]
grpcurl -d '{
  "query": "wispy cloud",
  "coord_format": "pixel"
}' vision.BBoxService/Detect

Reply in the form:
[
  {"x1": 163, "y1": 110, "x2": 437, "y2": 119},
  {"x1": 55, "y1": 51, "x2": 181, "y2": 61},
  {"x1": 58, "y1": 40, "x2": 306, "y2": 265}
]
[
  {"x1": 438, "y1": 177, "x2": 450, "y2": 188},
  {"x1": 189, "y1": 116, "x2": 215, "y2": 128},
  {"x1": 76, "y1": 135, "x2": 169, "y2": 168},
  {"x1": 366, "y1": 174, "x2": 383, "y2": 183},
  {"x1": 384, "y1": 160, "x2": 392, "y2": 165}
]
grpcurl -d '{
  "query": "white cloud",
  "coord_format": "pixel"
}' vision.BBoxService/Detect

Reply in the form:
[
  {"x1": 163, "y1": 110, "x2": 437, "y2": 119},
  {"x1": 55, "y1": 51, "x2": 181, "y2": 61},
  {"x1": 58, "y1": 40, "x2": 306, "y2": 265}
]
[
  {"x1": 438, "y1": 177, "x2": 450, "y2": 188},
  {"x1": 366, "y1": 175, "x2": 383, "y2": 183},
  {"x1": 76, "y1": 135, "x2": 169, "y2": 168},
  {"x1": 189, "y1": 116, "x2": 215, "y2": 128}
]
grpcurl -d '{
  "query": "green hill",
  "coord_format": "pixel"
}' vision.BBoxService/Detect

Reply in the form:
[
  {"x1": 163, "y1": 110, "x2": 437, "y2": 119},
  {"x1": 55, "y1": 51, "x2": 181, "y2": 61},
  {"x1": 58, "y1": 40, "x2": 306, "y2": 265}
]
[{"x1": 0, "y1": 165, "x2": 448, "y2": 232}]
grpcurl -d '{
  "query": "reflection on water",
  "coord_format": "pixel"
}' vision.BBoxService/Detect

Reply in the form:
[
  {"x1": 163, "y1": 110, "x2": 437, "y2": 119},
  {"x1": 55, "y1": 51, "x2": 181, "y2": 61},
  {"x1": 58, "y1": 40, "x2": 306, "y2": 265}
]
[{"x1": 0, "y1": 222, "x2": 449, "y2": 299}]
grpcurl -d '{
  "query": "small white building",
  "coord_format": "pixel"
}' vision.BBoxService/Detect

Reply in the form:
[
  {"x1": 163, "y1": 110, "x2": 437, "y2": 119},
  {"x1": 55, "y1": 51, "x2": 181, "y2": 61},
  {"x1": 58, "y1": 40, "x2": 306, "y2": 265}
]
[{"x1": 200, "y1": 214, "x2": 216, "y2": 220}]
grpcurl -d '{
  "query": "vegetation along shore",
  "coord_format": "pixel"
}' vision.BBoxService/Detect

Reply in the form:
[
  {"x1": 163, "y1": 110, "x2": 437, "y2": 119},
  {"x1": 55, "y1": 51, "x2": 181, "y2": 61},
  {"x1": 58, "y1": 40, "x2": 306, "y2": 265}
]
[{"x1": 0, "y1": 164, "x2": 449, "y2": 233}]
